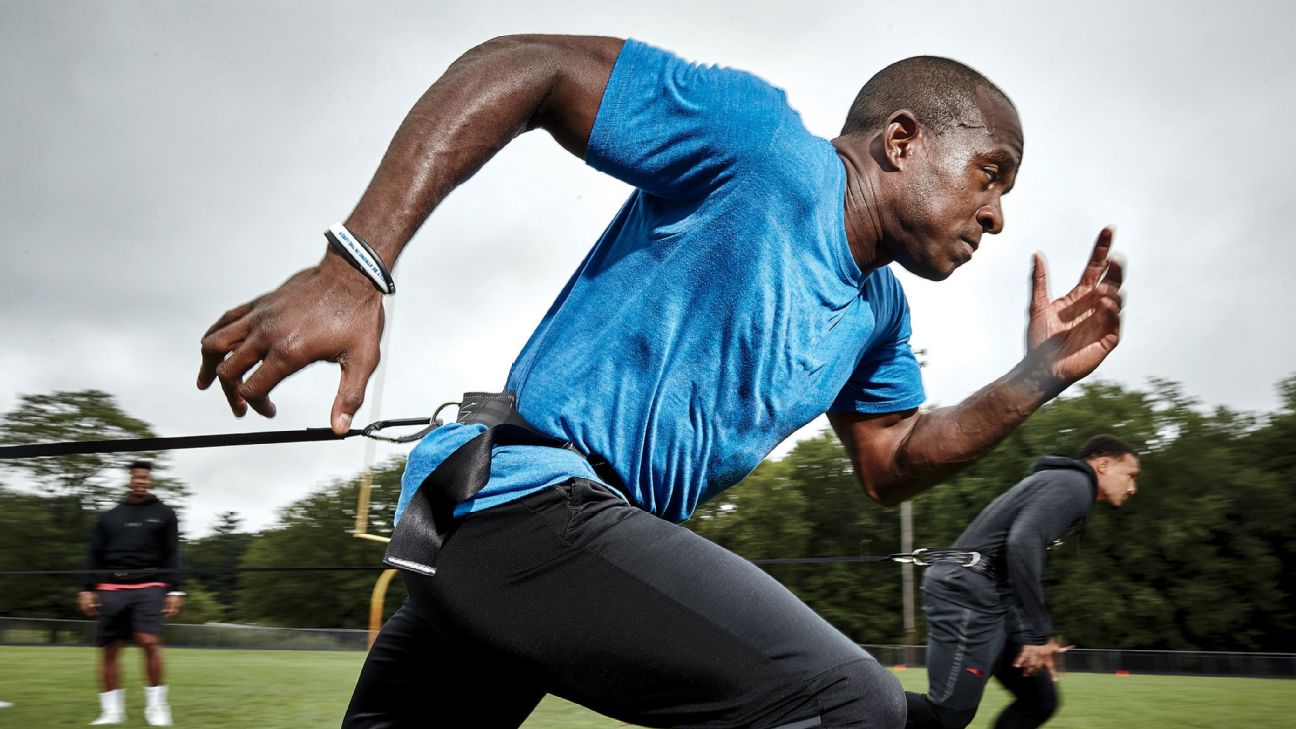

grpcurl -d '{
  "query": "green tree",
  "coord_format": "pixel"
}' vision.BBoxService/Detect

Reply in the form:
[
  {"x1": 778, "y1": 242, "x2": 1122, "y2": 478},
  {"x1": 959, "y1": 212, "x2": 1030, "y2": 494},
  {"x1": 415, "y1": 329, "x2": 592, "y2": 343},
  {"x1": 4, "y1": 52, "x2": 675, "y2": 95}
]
[
  {"x1": 172, "y1": 584, "x2": 224, "y2": 624},
  {"x1": 0, "y1": 390, "x2": 188, "y2": 515},
  {"x1": 0, "y1": 487, "x2": 85, "y2": 618},
  {"x1": 235, "y1": 459, "x2": 405, "y2": 628},
  {"x1": 185, "y1": 512, "x2": 256, "y2": 621}
]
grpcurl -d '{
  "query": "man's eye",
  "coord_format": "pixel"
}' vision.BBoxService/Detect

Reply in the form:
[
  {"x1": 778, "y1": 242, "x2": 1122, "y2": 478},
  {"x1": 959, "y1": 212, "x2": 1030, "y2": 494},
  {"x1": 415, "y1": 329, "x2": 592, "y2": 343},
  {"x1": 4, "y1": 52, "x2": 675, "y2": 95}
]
[{"x1": 982, "y1": 167, "x2": 1000, "y2": 183}]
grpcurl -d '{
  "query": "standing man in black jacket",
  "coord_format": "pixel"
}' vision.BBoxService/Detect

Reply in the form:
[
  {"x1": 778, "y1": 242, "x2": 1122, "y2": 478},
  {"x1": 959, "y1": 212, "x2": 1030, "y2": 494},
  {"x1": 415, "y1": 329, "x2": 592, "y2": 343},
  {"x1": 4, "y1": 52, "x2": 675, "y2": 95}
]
[
  {"x1": 78, "y1": 461, "x2": 183, "y2": 727},
  {"x1": 905, "y1": 435, "x2": 1140, "y2": 729}
]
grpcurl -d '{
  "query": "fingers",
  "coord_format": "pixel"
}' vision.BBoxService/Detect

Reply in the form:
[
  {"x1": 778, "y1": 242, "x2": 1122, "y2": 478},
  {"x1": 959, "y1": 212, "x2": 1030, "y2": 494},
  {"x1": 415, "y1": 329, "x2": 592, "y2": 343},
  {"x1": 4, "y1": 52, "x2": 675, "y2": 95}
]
[
  {"x1": 1078, "y1": 226, "x2": 1115, "y2": 288},
  {"x1": 1030, "y1": 252, "x2": 1051, "y2": 314},
  {"x1": 198, "y1": 302, "x2": 257, "y2": 391},
  {"x1": 211, "y1": 340, "x2": 273, "y2": 417},
  {"x1": 202, "y1": 301, "x2": 255, "y2": 339},
  {"x1": 330, "y1": 345, "x2": 381, "y2": 435},
  {"x1": 199, "y1": 264, "x2": 385, "y2": 426},
  {"x1": 1101, "y1": 252, "x2": 1125, "y2": 291},
  {"x1": 240, "y1": 347, "x2": 319, "y2": 419},
  {"x1": 1058, "y1": 279, "x2": 1124, "y2": 325}
]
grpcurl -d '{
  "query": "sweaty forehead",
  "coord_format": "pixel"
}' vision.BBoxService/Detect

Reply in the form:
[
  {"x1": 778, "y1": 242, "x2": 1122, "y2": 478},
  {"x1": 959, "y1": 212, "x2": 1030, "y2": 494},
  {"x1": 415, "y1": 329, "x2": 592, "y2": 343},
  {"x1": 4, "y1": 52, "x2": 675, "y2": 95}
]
[{"x1": 974, "y1": 86, "x2": 1024, "y2": 159}]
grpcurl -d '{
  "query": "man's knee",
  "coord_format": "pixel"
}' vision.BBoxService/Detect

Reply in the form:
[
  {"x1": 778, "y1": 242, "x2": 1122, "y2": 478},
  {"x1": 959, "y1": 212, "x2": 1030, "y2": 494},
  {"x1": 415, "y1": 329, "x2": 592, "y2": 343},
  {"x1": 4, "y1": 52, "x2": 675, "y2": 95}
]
[
  {"x1": 903, "y1": 691, "x2": 976, "y2": 729},
  {"x1": 134, "y1": 633, "x2": 161, "y2": 649},
  {"x1": 809, "y1": 658, "x2": 907, "y2": 729},
  {"x1": 1011, "y1": 689, "x2": 1057, "y2": 725},
  {"x1": 932, "y1": 706, "x2": 976, "y2": 729},
  {"x1": 1034, "y1": 689, "x2": 1058, "y2": 720}
]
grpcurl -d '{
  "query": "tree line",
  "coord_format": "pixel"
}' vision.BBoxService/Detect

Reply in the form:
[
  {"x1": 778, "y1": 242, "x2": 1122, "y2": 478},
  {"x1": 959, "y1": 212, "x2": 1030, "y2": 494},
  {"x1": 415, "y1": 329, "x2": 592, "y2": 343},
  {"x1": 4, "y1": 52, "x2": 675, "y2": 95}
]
[{"x1": 1, "y1": 378, "x2": 1293, "y2": 651}]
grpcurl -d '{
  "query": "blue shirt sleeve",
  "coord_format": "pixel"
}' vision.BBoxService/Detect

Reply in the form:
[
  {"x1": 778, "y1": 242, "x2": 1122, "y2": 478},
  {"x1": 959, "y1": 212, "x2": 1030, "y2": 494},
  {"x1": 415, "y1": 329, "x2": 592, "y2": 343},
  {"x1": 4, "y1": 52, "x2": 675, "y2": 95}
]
[
  {"x1": 829, "y1": 271, "x2": 926, "y2": 414},
  {"x1": 585, "y1": 39, "x2": 794, "y2": 199}
]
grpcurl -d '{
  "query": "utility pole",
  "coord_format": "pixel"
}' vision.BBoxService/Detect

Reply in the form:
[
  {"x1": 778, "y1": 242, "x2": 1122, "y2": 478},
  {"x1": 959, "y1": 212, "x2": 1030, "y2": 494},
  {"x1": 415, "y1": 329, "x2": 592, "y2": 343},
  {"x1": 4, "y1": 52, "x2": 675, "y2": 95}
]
[
  {"x1": 901, "y1": 499, "x2": 915, "y2": 654},
  {"x1": 902, "y1": 348, "x2": 928, "y2": 663},
  {"x1": 353, "y1": 298, "x2": 396, "y2": 544}
]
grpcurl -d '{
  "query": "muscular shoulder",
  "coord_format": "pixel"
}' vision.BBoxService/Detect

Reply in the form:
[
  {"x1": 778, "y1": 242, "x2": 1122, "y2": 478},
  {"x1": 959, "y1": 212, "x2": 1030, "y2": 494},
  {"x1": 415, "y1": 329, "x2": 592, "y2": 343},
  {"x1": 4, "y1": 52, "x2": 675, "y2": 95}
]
[
  {"x1": 1028, "y1": 469, "x2": 1094, "y2": 518},
  {"x1": 860, "y1": 266, "x2": 911, "y2": 333}
]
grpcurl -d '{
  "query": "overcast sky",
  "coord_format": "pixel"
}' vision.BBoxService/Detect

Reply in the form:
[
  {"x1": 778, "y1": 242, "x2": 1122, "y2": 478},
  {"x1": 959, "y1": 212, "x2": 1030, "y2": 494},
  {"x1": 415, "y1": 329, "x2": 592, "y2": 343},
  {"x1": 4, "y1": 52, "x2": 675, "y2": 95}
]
[{"x1": 1, "y1": 1, "x2": 1292, "y2": 537}]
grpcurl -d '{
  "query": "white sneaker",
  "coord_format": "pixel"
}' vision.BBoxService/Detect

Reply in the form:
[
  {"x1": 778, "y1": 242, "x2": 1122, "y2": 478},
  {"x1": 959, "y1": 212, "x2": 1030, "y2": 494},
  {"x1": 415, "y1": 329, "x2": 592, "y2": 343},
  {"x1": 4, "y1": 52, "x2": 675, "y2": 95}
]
[
  {"x1": 0, "y1": 700, "x2": 13, "y2": 709},
  {"x1": 145, "y1": 703, "x2": 173, "y2": 726},
  {"x1": 92, "y1": 689, "x2": 125, "y2": 724}
]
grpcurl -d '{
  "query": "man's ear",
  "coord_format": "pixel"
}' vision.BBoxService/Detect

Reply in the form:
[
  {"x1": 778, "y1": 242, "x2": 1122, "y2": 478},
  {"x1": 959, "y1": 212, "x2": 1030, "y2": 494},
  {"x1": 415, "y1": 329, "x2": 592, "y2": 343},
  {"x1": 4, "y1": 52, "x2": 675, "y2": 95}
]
[{"x1": 882, "y1": 110, "x2": 921, "y2": 170}]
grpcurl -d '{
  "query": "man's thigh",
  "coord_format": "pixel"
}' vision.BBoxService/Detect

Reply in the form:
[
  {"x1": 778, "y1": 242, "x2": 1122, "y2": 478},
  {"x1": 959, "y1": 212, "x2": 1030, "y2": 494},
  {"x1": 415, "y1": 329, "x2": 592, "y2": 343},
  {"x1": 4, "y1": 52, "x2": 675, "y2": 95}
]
[
  {"x1": 95, "y1": 591, "x2": 133, "y2": 647},
  {"x1": 342, "y1": 602, "x2": 545, "y2": 729},
  {"x1": 125, "y1": 587, "x2": 166, "y2": 639},
  {"x1": 990, "y1": 636, "x2": 1058, "y2": 727},
  {"x1": 410, "y1": 479, "x2": 903, "y2": 729},
  {"x1": 921, "y1": 594, "x2": 1007, "y2": 712}
]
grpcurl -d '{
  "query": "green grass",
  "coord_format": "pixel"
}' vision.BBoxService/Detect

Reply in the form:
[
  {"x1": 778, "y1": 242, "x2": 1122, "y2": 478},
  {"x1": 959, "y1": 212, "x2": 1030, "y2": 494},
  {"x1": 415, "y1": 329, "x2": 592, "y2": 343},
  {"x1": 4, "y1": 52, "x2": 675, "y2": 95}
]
[{"x1": 0, "y1": 646, "x2": 1289, "y2": 727}]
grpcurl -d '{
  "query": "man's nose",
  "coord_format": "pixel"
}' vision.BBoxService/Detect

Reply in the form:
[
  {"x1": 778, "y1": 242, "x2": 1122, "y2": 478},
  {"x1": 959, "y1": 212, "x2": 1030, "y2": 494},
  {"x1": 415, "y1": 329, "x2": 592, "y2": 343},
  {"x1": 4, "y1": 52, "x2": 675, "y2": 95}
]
[{"x1": 976, "y1": 198, "x2": 1003, "y2": 235}]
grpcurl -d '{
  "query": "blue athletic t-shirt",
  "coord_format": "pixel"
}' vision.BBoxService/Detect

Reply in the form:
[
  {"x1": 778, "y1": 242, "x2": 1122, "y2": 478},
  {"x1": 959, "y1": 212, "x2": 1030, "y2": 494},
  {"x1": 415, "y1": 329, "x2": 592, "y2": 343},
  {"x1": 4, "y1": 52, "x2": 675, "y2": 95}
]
[{"x1": 397, "y1": 39, "x2": 925, "y2": 524}]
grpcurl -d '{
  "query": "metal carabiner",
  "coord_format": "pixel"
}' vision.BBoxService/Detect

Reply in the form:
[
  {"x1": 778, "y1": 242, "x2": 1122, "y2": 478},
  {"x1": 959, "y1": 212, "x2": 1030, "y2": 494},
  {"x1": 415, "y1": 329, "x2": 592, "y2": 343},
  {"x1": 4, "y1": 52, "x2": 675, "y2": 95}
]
[
  {"x1": 890, "y1": 548, "x2": 930, "y2": 566},
  {"x1": 359, "y1": 401, "x2": 460, "y2": 444}
]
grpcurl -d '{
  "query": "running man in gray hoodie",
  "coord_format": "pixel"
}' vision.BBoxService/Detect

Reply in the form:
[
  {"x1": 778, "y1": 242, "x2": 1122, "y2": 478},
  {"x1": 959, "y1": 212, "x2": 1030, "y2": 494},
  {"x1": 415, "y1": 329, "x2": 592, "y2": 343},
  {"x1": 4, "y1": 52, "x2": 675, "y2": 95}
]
[{"x1": 905, "y1": 435, "x2": 1140, "y2": 729}]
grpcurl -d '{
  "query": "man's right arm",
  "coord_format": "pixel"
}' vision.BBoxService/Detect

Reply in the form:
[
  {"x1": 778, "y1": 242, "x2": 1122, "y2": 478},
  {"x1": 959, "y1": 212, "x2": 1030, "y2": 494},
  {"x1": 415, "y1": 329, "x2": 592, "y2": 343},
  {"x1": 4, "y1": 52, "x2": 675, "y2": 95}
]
[
  {"x1": 345, "y1": 35, "x2": 623, "y2": 270},
  {"x1": 198, "y1": 35, "x2": 623, "y2": 433},
  {"x1": 78, "y1": 516, "x2": 106, "y2": 615},
  {"x1": 1004, "y1": 480, "x2": 1091, "y2": 644}
]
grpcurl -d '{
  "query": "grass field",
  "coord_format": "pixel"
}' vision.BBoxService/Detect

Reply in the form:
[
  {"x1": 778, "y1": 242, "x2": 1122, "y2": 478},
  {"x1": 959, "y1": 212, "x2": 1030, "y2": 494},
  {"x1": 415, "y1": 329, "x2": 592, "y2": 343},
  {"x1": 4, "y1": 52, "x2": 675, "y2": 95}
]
[{"x1": 0, "y1": 646, "x2": 1291, "y2": 727}]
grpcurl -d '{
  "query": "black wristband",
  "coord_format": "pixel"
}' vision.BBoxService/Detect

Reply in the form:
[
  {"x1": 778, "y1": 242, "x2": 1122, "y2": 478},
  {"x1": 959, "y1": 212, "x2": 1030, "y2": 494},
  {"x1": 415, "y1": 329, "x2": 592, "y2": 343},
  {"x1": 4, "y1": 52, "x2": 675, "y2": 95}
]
[{"x1": 324, "y1": 223, "x2": 395, "y2": 295}]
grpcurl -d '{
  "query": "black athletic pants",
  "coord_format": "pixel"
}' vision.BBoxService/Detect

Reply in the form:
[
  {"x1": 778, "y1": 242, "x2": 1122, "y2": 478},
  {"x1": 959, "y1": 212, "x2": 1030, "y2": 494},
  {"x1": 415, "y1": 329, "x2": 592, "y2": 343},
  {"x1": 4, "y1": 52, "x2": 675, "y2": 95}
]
[
  {"x1": 343, "y1": 478, "x2": 905, "y2": 728},
  {"x1": 904, "y1": 595, "x2": 1057, "y2": 729}
]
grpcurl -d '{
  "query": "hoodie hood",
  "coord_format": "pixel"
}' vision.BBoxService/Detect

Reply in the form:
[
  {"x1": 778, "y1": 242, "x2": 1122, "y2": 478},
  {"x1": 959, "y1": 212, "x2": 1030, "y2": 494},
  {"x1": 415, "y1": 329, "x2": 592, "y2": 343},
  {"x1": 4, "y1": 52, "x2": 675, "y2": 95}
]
[
  {"x1": 1029, "y1": 455, "x2": 1097, "y2": 489},
  {"x1": 1028, "y1": 455, "x2": 1095, "y2": 552},
  {"x1": 121, "y1": 493, "x2": 160, "y2": 505}
]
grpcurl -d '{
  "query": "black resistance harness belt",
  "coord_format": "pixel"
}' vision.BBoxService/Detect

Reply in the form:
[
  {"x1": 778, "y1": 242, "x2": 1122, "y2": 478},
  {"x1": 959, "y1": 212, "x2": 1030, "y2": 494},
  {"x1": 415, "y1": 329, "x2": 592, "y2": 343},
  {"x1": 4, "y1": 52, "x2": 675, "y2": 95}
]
[{"x1": 382, "y1": 392, "x2": 626, "y2": 577}]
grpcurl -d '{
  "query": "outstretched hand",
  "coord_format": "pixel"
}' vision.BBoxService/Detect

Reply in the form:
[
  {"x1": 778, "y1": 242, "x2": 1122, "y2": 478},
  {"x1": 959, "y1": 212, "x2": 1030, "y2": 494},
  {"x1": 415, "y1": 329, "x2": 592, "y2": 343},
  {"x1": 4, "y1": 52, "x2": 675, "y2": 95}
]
[
  {"x1": 1014, "y1": 639, "x2": 1073, "y2": 681},
  {"x1": 163, "y1": 594, "x2": 184, "y2": 619},
  {"x1": 1025, "y1": 226, "x2": 1124, "y2": 392},
  {"x1": 197, "y1": 255, "x2": 385, "y2": 435}
]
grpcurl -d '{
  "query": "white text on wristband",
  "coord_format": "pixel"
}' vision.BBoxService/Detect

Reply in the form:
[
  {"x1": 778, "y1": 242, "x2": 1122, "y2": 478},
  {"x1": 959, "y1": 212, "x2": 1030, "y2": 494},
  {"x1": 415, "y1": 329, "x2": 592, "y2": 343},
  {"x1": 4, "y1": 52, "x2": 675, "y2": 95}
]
[{"x1": 324, "y1": 223, "x2": 395, "y2": 295}]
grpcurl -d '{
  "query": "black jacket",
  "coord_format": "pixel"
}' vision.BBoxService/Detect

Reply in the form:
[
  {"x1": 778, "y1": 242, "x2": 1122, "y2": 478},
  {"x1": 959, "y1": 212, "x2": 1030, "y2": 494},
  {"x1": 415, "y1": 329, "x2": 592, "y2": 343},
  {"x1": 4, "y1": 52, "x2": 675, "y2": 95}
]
[
  {"x1": 81, "y1": 494, "x2": 181, "y2": 590},
  {"x1": 922, "y1": 456, "x2": 1095, "y2": 644}
]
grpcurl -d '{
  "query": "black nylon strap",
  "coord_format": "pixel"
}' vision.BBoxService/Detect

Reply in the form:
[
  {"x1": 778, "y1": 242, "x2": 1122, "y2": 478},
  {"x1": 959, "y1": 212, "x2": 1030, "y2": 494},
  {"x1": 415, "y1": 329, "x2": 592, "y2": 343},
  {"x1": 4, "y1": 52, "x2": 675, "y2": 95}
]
[
  {"x1": 0, "y1": 428, "x2": 355, "y2": 459},
  {"x1": 0, "y1": 417, "x2": 437, "y2": 460}
]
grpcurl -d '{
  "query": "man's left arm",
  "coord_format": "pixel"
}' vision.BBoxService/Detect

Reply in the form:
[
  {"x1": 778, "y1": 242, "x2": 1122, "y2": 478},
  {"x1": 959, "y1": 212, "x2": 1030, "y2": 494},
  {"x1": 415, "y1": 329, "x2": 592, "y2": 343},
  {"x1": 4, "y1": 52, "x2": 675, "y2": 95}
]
[
  {"x1": 162, "y1": 509, "x2": 183, "y2": 618},
  {"x1": 830, "y1": 228, "x2": 1123, "y2": 506},
  {"x1": 1003, "y1": 482, "x2": 1091, "y2": 677}
]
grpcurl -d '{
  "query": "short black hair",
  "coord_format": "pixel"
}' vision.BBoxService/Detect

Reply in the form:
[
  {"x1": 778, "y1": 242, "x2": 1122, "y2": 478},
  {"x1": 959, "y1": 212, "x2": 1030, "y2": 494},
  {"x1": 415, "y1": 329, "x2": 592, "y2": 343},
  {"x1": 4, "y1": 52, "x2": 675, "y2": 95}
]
[
  {"x1": 1079, "y1": 435, "x2": 1137, "y2": 461},
  {"x1": 841, "y1": 56, "x2": 1014, "y2": 136},
  {"x1": 127, "y1": 460, "x2": 154, "y2": 472}
]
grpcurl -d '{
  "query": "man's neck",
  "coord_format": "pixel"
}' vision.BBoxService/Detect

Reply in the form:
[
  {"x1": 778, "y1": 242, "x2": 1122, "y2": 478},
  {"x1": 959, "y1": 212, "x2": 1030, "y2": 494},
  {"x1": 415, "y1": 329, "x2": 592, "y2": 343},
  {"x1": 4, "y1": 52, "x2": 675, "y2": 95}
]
[{"x1": 832, "y1": 136, "x2": 891, "y2": 276}]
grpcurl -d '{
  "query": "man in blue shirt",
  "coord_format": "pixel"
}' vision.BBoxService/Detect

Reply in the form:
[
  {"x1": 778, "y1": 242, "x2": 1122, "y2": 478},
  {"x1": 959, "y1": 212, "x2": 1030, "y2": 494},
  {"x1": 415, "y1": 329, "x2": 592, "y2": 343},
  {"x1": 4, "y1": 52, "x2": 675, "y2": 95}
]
[{"x1": 198, "y1": 35, "x2": 1124, "y2": 729}]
